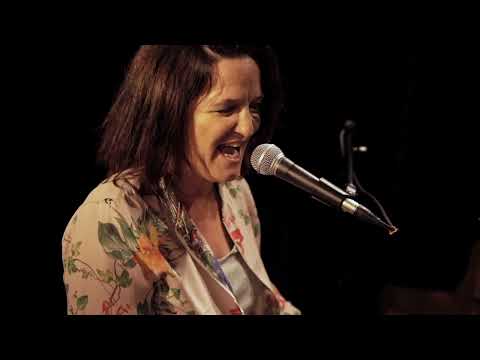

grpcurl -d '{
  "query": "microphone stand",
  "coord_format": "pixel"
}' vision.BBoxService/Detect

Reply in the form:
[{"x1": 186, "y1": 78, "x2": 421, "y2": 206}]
[
  {"x1": 343, "y1": 120, "x2": 357, "y2": 197},
  {"x1": 338, "y1": 120, "x2": 358, "y2": 309},
  {"x1": 338, "y1": 120, "x2": 397, "y2": 313}
]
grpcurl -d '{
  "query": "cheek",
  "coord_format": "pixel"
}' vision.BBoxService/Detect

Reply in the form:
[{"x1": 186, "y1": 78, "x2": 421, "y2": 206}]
[
  {"x1": 191, "y1": 120, "x2": 225, "y2": 159},
  {"x1": 198, "y1": 119, "x2": 235, "y2": 150}
]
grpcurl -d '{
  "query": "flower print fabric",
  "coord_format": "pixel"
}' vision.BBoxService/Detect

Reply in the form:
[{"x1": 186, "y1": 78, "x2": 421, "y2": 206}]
[{"x1": 62, "y1": 174, "x2": 301, "y2": 315}]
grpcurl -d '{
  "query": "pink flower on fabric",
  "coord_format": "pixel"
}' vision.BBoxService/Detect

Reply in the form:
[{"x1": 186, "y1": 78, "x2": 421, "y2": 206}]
[
  {"x1": 230, "y1": 228, "x2": 244, "y2": 253},
  {"x1": 116, "y1": 304, "x2": 131, "y2": 315},
  {"x1": 102, "y1": 300, "x2": 112, "y2": 315},
  {"x1": 229, "y1": 307, "x2": 242, "y2": 315}
]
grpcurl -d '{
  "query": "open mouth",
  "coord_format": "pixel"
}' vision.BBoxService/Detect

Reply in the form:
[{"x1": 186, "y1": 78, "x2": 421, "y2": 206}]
[{"x1": 217, "y1": 143, "x2": 242, "y2": 161}]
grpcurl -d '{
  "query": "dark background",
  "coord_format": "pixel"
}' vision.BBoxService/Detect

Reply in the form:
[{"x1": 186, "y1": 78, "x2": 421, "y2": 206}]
[{"x1": 47, "y1": 43, "x2": 479, "y2": 315}]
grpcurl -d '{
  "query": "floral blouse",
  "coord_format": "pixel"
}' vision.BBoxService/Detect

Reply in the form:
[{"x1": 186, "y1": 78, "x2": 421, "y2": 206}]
[{"x1": 62, "y1": 174, "x2": 301, "y2": 315}]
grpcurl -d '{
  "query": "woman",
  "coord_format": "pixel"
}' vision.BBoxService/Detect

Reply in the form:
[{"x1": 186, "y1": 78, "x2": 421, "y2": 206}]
[{"x1": 62, "y1": 45, "x2": 301, "y2": 315}]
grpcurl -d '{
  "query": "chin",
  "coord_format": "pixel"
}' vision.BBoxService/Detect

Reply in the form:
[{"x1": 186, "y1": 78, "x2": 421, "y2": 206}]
[{"x1": 217, "y1": 171, "x2": 241, "y2": 183}]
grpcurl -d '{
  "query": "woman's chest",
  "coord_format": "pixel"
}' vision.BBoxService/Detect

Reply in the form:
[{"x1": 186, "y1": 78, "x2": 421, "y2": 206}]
[{"x1": 193, "y1": 215, "x2": 234, "y2": 259}]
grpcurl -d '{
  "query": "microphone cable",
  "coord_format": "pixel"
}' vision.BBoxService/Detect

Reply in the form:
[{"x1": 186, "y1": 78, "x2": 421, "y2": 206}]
[{"x1": 339, "y1": 122, "x2": 397, "y2": 232}]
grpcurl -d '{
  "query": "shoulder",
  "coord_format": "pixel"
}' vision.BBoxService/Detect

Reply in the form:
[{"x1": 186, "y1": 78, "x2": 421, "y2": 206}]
[
  {"x1": 67, "y1": 174, "x2": 148, "y2": 234},
  {"x1": 62, "y1": 173, "x2": 178, "y2": 270},
  {"x1": 83, "y1": 174, "x2": 142, "y2": 208}
]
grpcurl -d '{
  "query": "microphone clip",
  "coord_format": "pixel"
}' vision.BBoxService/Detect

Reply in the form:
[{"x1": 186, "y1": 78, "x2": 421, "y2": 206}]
[{"x1": 345, "y1": 183, "x2": 357, "y2": 197}]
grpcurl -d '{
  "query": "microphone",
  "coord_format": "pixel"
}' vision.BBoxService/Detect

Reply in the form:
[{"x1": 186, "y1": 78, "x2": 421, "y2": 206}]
[{"x1": 250, "y1": 144, "x2": 398, "y2": 235}]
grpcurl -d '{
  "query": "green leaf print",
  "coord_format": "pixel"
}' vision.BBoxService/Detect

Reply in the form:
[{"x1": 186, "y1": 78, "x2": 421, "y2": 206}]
[
  {"x1": 137, "y1": 299, "x2": 150, "y2": 315},
  {"x1": 77, "y1": 295, "x2": 88, "y2": 311},
  {"x1": 124, "y1": 258, "x2": 137, "y2": 268},
  {"x1": 71, "y1": 242, "x2": 82, "y2": 257},
  {"x1": 109, "y1": 251, "x2": 124, "y2": 261},
  {"x1": 115, "y1": 217, "x2": 138, "y2": 251},
  {"x1": 171, "y1": 288, "x2": 181, "y2": 300},
  {"x1": 98, "y1": 222, "x2": 125, "y2": 248},
  {"x1": 153, "y1": 216, "x2": 169, "y2": 235},
  {"x1": 105, "y1": 269, "x2": 114, "y2": 282},
  {"x1": 253, "y1": 223, "x2": 260, "y2": 238},
  {"x1": 98, "y1": 222, "x2": 133, "y2": 262},
  {"x1": 118, "y1": 269, "x2": 133, "y2": 288},
  {"x1": 229, "y1": 188, "x2": 237, "y2": 198},
  {"x1": 97, "y1": 269, "x2": 114, "y2": 284},
  {"x1": 226, "y1": 183, "x2": 241, "y2": 198},
  {"x1": 136, "y1": 212, "x2": 152, "y2": 236},
  {"x1": 157, "y1": 277, "x2": 169, "y2": 294},
  {"x1": 67, "y1": 258, "x2": 78, "y2": 274},
  {"x1": 238, "y1": 209, "x2": 250, "y2": 225},
  {"x1": 97, "y1": 269, "x2": 105, "y2": 280}
]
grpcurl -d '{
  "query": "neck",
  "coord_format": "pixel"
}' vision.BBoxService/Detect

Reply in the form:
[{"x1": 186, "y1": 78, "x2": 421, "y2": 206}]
[{"x1": 174, "y1": 169, "x2": 218, "y2": 216}]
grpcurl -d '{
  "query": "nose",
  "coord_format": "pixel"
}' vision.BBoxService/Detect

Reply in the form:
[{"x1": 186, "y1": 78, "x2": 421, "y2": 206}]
[{"x1": 235, "y1": 109, "x2": 256, "y2": 139}]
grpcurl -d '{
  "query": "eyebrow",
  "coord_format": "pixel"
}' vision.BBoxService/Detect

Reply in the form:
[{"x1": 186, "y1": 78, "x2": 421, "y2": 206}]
[{"x1": 213, "y1": 95, "x2": 264, "y2": 107}]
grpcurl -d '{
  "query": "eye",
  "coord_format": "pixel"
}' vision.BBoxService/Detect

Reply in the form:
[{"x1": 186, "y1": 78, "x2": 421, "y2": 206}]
[
  {"x1": 250, "y1": 104, "x2": 261, "y2": 112},
  {"x1": 250, "y1": 103, "x2": 262, "y2": 120},
  {"x1": 217, "y1": 106, "x2": 237, "y2": 116}
]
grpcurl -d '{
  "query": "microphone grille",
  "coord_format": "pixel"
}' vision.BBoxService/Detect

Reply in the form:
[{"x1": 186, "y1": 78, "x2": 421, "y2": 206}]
[{"x1": 250, "y1": 144, "x2": 284, "y2": 175}]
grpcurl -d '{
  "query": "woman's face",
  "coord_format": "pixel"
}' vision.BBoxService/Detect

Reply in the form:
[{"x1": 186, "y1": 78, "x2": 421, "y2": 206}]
[{"x1": 186, "y1": 56, "x2": 263, "y2": 184}]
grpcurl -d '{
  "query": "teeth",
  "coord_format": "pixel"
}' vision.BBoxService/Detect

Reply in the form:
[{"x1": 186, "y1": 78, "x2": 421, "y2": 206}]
[
  {"x1": 220, "y1": 142, "x2": 243, "y2": 146},
  {"x1": 218, "y1": 143, "x2": 241, "y2": 157},
  {"x1": 218, "y1": 143, "x2": 241, "y2": 151}
]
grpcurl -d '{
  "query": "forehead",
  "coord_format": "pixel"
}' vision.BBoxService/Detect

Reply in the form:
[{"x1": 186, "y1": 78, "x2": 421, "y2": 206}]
[{"x1": 201, "y1": 57, "x2": 262, "y2": 106}]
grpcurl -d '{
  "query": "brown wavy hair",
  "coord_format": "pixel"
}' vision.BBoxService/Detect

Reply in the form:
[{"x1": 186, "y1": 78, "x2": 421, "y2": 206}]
[{"x1": 98, "y1": 45, "x2": 284, "y2": 196}]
